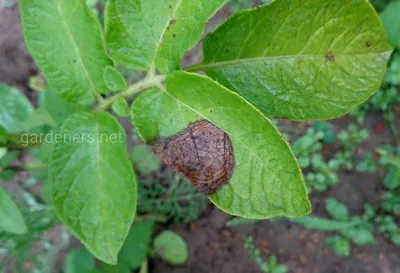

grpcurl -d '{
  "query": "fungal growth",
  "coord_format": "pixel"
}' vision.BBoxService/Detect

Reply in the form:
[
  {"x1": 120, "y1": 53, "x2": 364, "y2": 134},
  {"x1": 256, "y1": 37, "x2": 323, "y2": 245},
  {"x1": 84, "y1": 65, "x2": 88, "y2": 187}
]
[{"x1": 151, "y1": 120, "x2": 235, "y2": 195}]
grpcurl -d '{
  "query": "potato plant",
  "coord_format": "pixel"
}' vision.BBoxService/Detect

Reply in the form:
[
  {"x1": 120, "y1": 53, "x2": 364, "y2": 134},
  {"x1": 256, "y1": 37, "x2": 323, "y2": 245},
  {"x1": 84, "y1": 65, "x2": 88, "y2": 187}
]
[{"x1": 0, "y1": 0, "x2": 391, "y2": 264}]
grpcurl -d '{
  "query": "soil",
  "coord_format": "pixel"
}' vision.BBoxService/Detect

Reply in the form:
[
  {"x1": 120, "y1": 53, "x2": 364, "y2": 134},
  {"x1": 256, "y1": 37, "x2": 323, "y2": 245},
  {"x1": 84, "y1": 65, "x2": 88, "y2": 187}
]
[{"x1": 1, "y1": 1, "x2": 399, "y2": 273}]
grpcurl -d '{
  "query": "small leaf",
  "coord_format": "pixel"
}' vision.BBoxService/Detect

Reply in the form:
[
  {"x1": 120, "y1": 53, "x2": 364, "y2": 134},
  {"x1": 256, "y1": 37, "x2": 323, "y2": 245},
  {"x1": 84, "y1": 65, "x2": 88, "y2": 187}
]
[
  {"x1": 131, "y1": 71, "x2": 310, "y2": 218},
  {"x1": 20, "y1": 0, "x2": 113, "y2": 105},
  {"x1": 119, "y1": 221, "x2": 154, "y2": 269},
  {"x1": 112, "y1": 98, "x2": 130, "y2": 117},
  {"x1": 0, "y1": 83, "x2": 34, "y2": 133},
  {"x1": 380, "y1": 1, "x2": 400, "y2": 50},
  {"x1": 193, "y1": 0, "x2": 393, "y2": 121},
  {"x1": 324, "y1": 236, "x2": 351, "y2": 257},
  {"x1": 0, "y1": 186, "x2": 28, "y2": 234},
  {"x1": 64, "y1": 248, "x2": 96, "y2": 273},
  {"x1": 105, "y1": 0, "x2": 226, "y2": 72},
  {"x1": 153, "y1": 230, "x2": 188, "y2": 265},
  {"x1": 384, "y1": 169, "x2": 400, "y2": 190},
  {"x1": 130, "y1": 144, "x2": 161, "y2": 174},
  {"x1": 351, "y1": 228, "x2": 376, "y2": 245},
  {"x1": 326, "y1": 198, "x2": 350, "y2": 221},
  {"x1": 49, "y1": 112, "x2": 137, "y2": 264},
  {"x1": 104, "y1": 66, "x2": 127, "y2": 91}
]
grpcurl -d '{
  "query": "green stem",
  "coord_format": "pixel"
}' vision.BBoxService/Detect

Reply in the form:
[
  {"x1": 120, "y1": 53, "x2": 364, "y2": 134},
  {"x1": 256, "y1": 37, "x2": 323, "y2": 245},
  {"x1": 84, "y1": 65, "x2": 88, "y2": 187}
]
[{"x1": 94, "y1": 74, "x2": 166, "y2": 113}]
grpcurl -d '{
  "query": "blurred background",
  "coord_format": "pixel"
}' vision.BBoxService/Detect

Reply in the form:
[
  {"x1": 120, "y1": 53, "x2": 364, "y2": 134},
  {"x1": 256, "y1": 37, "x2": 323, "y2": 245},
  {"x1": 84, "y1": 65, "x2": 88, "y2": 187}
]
[{"x1": 0, "y1": 0, "x2": 399, "y2": 272}]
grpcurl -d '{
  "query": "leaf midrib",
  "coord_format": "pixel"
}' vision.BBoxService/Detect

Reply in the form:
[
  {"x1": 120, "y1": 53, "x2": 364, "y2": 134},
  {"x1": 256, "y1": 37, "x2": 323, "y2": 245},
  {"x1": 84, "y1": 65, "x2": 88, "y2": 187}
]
[
  {"x1": 151, "y1": 0, "x2": 184, "y2": 71},
  {"x1": 189, "y1": 50, "x2": 392, "y2": 71},
  {"x1": 57, "y1": 1, "x2": 97, "y2": 97}
]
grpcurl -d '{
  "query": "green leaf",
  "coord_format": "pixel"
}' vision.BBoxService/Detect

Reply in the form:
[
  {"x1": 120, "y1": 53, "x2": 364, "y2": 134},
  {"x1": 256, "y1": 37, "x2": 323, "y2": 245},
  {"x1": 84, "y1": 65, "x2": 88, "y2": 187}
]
[
  {"x1": 192, "y1": 0, "x2": 392, "y2": 121},
  {"x1": 49, "y1": 112, "x2": 137, "y2": 264},
  {"x1": 64, "y1": 248, "x2": 96, "y2": 273},
  {"x1": 326, "y1": 198, "x2": 350, "y2": 221},
  {"x1": 0, "y1": 83, "x2": 34, "y2": 133},
  {"x1": 112, "y1": 98, "x2": 130, "y2": 117},
  {"x1": 384, "y1": 169, "x2": 400, "y2": 190},
  {"x1": 130, "y1": 144, "x2": 161, "y2": 174},
  {"x1": 131, "y1": 71, "x2": 310, "y2": 218},
  {"x1": 104, "y1": 66, "x2": 127, "y2": 92},
  {"x1": 380, "y1": 1, "x2": 400, "y2": 49},
  {"x1": 139, "y1": 260, "x2": 148, "y2": 273},
  {"x1": 350, "y1": 228, "x2": 376, "y2": 245},
  {"x1": 119, "y1": 221, "x2": 154, "y2": 269},
  {"x1": 105, "y1": 0, "x2": 226, "y2": 73},
  {"x1": 20, "y1": 0, "x2": 113, "y2": 105},
  {"x1": 153, "y1": 230, "x2": 188, "y2": 265},
  {"x1": 324, "y1": 236, "x2": 351, "y2": 257},
  {"x1": 0, "y1": 186, "x2": 28, "y2": 234},
  {"x1": 44, "y1": 88, "x2": 88, "y2": 124}
]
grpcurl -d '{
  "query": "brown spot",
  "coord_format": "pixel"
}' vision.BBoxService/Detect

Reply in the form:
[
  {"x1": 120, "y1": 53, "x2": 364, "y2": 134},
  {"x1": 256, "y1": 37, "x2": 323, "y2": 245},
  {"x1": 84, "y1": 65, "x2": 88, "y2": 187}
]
[
  {"x1": 365, "y1": 41, "x2": 372, "y2": 47},
  {"x1": 152, "y1": 120, "x2": 235, "y2": 195},
  {"x1": 169, "y1": 19, "x2": 177, "y2": 25},
  {"x1": 324, "y1": 51, "x2": 335, "y2": 62},
  {"x1": 172, "y1": 33, "x2": 176, "y2": 38},
  {"x1": 168, "y1": 5, "x2": 172, "y2": 8}
]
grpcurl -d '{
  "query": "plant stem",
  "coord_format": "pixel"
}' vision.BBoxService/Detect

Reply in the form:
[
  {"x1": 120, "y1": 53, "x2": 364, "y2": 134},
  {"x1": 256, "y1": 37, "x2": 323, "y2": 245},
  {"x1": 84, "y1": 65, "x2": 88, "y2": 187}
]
[
  {"x1": 183, "y1": 63, "x2": 205, "y2": 72},
  {"x1": 94, "y1": 74, "x2": 166, "y2": 113}
]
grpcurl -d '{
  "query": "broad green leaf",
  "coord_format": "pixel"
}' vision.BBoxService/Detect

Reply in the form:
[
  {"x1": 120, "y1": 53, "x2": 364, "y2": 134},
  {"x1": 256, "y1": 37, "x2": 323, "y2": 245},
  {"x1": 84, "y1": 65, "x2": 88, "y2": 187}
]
[
  {"x1": 49, "y1": 112, "x2": 137, "y2": 264},
  {"x1": 130, "y1": 144, "x2": 161, "y2": 174},
  {"x1": 326, "y1": 198, "x2": 350, "y2": 221},
  {"x1": 104, "y1": 67, "x2": 127, "y2": 91},
  {"x1": 105, "y1": 0, "x2": 226, "y2": 73},
  {"x1": 20, "y1": 0, "x2": 113, "y2": 105},
  {"x1": 131, "y1": 71, "x2": 310, "y2": 218},
  {"x1": 119, "y1": 221, "x2": 154, "y2": 269},
  {"x1": 0, "y1": 83, "x2": 34, "y2": 133},
  {"x1": 64, "y1": 248, "x2": 96, "y2": 273},
  {"x1": 153, "y1": 230, "x2": 188, "y2": 265},
  {"x1": 112, "y1": 98, "x2": 130, "y2": 117},
  {"x1": 44, "y1": 88, "x2": 88, "y2": 124},
  {"x1": 0, "y1": 186, "x2": 28, "y2": 234},
  {"x1": 191, "y1": 0, "x2": 393, "y2": 121},
  {"x1": 380, "y1": 1, "x2": 400, "y2": 50}
]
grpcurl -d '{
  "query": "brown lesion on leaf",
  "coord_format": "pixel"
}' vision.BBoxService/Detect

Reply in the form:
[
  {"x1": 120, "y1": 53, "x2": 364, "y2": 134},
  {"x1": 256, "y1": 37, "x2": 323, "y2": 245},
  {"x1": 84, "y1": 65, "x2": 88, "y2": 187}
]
[
  {"x1": 365, "y1": 41, "x2": 372, "y2": 48},
  {"x1": 172, "y1": 33, "x2": 176, "y2": 38},
  {"x1": 324, "y1": 51, "x2": 335, "y2": 62},
  {"x1": 151, "y1": 120, "x2": 235, "y2": 195},
  {"x1": 169, "y1": 19, "x2": 177, "y2": 25}
]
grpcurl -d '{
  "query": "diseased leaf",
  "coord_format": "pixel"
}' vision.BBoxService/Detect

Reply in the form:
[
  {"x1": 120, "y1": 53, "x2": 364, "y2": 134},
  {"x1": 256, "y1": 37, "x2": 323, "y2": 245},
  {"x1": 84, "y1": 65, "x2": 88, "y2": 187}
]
[
  {"x1": 0, "y1": 186, "x2": 28, "y2": 235},
  {"x1": 380, "y1": 1, "x2": 400, "y2": 50},
  {"x1": 20, "y1": 0, "x2": 113, "y2": 105},
  {"x1": 153, "y1": 231, "x2": 188, "y2": 265},
  {"x1": 49, "y1": 112, "x2": 137, "y2": 264},
  {"x1": 104, "y1": 66, "x2": 127, "y2": 92},
  {"x1": 0, "y1": 83, "x2": 34, "y2": 133},
  {"x1": 105, "y1": 0, "x2": 226, "y2": 73},
  {"x1": 112, "y1": 98, "x2": 130, "y2": 117},
  {"x1": 191, "y1": 0, "x2": 392, "y2": 121},
  {"x1": 131, "y1": 71, "x2": 310, "y2": 219}
]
